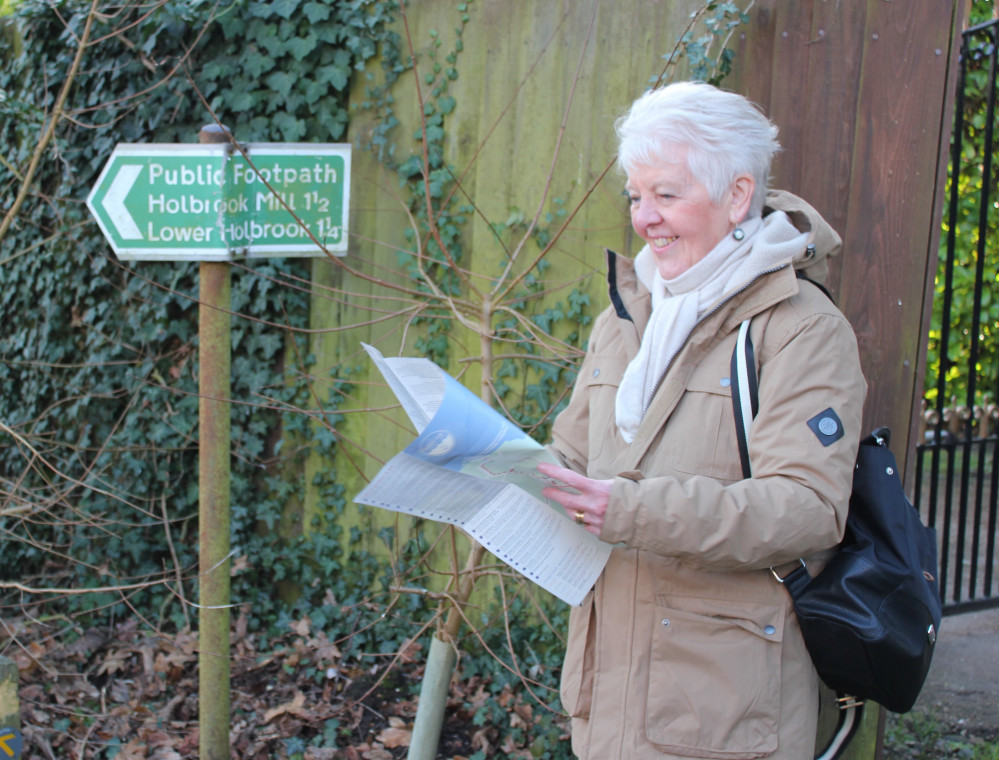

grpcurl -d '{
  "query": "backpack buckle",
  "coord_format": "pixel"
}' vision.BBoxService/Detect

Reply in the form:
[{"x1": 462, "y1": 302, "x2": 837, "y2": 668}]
[
  {"x1": 837, "y1": 695, "x2": 864, "y2": 710},
  {"x1": 769, "y1": 558, "x2": 807, "y2": 583}
]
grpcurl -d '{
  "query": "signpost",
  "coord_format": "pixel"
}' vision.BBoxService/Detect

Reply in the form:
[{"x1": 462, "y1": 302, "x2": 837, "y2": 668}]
[
  {"x1": 0, "y1": 655, "x2": 20, "y2": 760},
  {"x1": 87, "y1": 127, "x2": 351, "y2": 760},
  {"x1": 86, "y1": 141, "x2": 351, "y2": 261}
]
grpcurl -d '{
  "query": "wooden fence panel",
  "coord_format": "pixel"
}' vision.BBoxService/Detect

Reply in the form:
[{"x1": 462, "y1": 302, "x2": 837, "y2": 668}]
[
  {"x1": 729, "y1": 0, "x2": 963, "y2": 469},
  {"x1": 730, "y1": 6, "x2": 963, "y2": 753}
]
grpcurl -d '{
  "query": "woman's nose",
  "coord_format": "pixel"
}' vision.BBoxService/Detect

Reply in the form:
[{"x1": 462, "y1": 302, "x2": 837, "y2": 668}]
[{"x1": 631, "y1": 198, "x2": 661, "y2": 229}]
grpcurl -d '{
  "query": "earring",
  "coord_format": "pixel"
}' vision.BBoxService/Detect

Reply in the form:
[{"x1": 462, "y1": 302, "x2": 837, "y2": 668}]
[{"x1": 732, "y1": 227, "x2": 745, "y2": 241}]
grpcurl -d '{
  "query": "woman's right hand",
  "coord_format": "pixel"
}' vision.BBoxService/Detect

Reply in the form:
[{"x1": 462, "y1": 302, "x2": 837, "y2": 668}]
[{"x1": 538, "y1": 462, "x2": 612, "y2": 536}]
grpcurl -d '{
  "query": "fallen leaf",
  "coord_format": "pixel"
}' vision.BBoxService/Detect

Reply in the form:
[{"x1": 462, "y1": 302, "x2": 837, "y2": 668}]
[
  {"x1": 115, "y1": 737, "x2": 149, "y2": 760},
  {"x1": 230, "y1": 554, "x2": 251, "y2": 576},
  {"x1": 398, "y1": 637, "x2": 423, "y2": 664},
  {"x1": 513, "y1": 702, "x2": 533, "y2": 723},
  {"x1": 472, "y1": 726, "x2": 493, "y2": 754},
  {"x1": 263, "y1": 690, "x2": 309, "y2": 723},
  {"x1": 177, "y1": 729, "x2": 199, "y2": 754},
  {"x1": 376, "y1": 716, "x2": 411, "y2": 748},
  {"x1": 150, "y1": 751, "x2": 182, "y2": 760},
  {"x1": 98, "y1": 647, "x2": 132, "y2": 676}
]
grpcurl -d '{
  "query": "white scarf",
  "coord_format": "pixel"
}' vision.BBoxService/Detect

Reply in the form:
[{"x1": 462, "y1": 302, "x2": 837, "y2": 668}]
[{"x1": 615, "y1": 211, "x2": 807, "y2": 444}]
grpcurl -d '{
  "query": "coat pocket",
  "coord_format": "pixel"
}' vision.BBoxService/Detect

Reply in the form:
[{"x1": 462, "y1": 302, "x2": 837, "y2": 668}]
[
  {"x1": 560, "y1": 591, "x2": 597, "y2": 718},
  {"x1": 646, "y1": 593, "x2": 785, "y2": 759},
  {"x1": 662, "y1": 368, "x2": 744, "y2": 482},
  {"x1": 579, "y1": 354, "x2": 625, "y2": 466}
]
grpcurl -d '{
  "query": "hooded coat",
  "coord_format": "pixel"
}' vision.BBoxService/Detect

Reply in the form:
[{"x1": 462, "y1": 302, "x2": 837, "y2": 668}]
[{"x1": 549, "y1": 191, "x2": 868, "y2": 760}]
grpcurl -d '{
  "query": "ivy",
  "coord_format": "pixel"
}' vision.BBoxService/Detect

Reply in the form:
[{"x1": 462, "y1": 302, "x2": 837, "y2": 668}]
[
  {"x1": 0, "y1": 0, "x2": 398, "y2": 637},
  {"x1": 660, "y1": 2, "x2": 750, "y2": 86}
]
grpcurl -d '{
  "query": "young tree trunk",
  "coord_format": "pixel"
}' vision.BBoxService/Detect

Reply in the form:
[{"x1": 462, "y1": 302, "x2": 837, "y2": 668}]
[{"x1": 407, "y1": 318, "x2": 496, "y2": 759}]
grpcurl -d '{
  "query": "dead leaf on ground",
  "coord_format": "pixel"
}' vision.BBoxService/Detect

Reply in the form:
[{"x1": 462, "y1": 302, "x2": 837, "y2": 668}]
[
  {"x1": 263, "y1": 690, "x2": 310, "y2": 723},
  {"x1": 375, "y1": 716, "x2": 411, "y2": 748},
  {"x1": 360, "y1": 744, "x2": 393, "y2": 760},
  {"x1": 115, "y1": 737, "x2": 150, "y2": 760}
]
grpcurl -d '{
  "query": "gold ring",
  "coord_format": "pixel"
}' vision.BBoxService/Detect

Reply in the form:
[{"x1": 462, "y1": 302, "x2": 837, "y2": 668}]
[{"x1": 574, "y1": 510, "x2": 586, "y2": 525}]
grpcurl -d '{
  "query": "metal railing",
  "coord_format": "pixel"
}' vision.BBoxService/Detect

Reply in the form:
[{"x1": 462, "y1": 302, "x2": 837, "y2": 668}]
[{"x1": 916, "y1": 18, "x2": 999, "y2": 615}]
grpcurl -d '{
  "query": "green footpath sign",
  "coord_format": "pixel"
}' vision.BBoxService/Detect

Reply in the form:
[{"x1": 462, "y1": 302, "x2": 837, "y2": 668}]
[{"x1": 86, "y1": 143, "x2": 351, "y2": 261}]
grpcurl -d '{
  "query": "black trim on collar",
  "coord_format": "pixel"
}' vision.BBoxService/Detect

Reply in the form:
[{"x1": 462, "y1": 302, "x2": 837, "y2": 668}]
[
  {"x1": 796, "y1": 269, "x2": 835, "y2": 303},
  {"x1": 606, "y1": 250, "x2": 634, "y2": 322}
]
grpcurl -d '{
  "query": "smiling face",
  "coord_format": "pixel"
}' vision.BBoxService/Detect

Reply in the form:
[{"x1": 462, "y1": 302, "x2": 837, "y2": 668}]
[{"x1": 626, "y1": 147, "x2": 754, "y2": 280}]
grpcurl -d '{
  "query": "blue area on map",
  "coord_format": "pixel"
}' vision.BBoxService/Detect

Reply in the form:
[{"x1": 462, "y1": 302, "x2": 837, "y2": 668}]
[{"x1": 402, "y1": 372, "x2": 530, "y2": 469}]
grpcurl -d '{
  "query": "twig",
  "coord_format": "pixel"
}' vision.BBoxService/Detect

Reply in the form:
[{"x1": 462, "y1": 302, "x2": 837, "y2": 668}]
[{"x1": 0, "y1": 0, "x2": 100, "y2": 244}]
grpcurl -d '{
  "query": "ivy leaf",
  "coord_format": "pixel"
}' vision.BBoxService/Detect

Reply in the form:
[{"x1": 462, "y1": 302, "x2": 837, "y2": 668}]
[
  {"x1": 288, "y1": 33, "x2": 319, "y2": 61},
  {"x1": 397, "y1": 155, "x2": 422, "y2": 179},
  {"x1": 229, "y1": 89, "x2": 257, "y2": 112},
  {"x1": 317, "y1": 63, "x2": 349, "y2": 91},
  {"x1": 272, "y1": 0, "x2": 301, "y2": 20},
  {"x1": 247, "y1": 1, "x2": 276, "y2": 19},
  {"x1": 265, "y1": 70, "x2": 296, "y2": 98},
  {"x1": 425, "y1": 124, "x2": 444, "y2": 143},
  {"x1": 272, "y1": 110, "x2": 306, "y2": 141},
  {"x1": 244, "y1": 53, "x2": 277, "y2": 79},
  {"x1": 304, "y1": 2, "x2": 332, "y2": 23}
]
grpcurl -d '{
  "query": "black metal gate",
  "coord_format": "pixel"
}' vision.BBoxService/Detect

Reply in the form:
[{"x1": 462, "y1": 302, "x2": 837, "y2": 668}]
[{"x1": 916, "y1": 18, "x2": 999, "y2": 615}]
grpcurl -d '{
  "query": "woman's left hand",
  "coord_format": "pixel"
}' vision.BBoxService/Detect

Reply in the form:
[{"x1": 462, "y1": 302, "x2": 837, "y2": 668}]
[{"x1": 538, "y1": 462, "x2": 613, "y2": 536}]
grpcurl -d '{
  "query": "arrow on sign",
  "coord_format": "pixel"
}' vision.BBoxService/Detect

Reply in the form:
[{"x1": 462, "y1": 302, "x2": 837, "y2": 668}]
[
  {"x1": 0, "y1": 727, "x2": 22, "y2": 758},
  {"x1": 102, "y1": 164, "x2": 143, "y2": 239}
]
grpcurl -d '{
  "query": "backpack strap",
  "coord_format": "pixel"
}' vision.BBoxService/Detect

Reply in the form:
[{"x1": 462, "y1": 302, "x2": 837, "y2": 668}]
[
  {"x1": 815, "y1": 698, "x2": 865, "y2": 760},
  {"x1": 729, "y1": 317, "x2": 863, "y2": 760},
  {"x1": 730, "y1": 319, "x2": 756, "y2": 479}
]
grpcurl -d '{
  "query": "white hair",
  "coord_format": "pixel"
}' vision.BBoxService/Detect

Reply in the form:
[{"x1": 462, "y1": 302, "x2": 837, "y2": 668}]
[{"x1": 615, "y1": 81, "x2": 780, "y2": 217}]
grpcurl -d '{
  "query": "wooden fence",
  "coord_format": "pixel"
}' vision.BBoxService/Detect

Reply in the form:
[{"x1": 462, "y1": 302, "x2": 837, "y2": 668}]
[{"x1": 726, "y1": 0, "x2": 962, "y2": 466}]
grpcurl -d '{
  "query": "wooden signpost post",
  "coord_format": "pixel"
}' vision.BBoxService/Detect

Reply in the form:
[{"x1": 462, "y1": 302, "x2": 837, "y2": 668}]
[{"x1": 87, "y1": 125, "x2": 350, "y2": 759}]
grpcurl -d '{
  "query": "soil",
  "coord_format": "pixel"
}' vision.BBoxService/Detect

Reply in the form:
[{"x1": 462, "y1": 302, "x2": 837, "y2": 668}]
[{"x1": 911, "y1": 607, "x2": 999, "y2": 739}]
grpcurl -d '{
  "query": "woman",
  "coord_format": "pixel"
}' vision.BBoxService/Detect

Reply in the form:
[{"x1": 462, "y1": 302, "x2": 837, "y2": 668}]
[{"x1": 538, "y1": 81, "x2": 867, "y2": 759}]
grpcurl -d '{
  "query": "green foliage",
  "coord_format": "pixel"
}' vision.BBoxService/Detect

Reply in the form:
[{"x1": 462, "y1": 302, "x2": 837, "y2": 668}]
[
  {"x1": 455, "y1": 589, "x2": 573, "y2": 759},
  {"x1": 884, "y1": 711, "x2": 999, "y2": 759},
  {"x1": 360, "y1": 4, "x2": 472, "y2": 367},
  {"x1": 0, "y1": 0, "x2": 397, "y2": 633},
  {"x1": 199, "y1": 0, "x2": 398, "y2": 143},
  {"x1": 657, "y1": 2, "x2": 749, "y2": 87},
  {"x1": 925, "y1": 1, "x2": 999, "y2": 410}
]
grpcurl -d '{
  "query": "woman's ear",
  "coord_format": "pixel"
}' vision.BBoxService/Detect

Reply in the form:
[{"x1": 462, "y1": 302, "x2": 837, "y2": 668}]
[{"x1": 729, "y1": 174, "x2": 755, "y2": 224}]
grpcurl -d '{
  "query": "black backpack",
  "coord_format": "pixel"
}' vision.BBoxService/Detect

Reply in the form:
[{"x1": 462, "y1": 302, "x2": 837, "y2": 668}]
[{"x1": 731, "y1": 317, "x2": 942, "y2": 759}]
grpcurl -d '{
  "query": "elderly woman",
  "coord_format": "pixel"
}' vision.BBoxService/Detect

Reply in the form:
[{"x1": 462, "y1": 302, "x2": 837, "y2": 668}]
[{"x1": 539, "y1": 82, "x2": 867, "y2": 759}]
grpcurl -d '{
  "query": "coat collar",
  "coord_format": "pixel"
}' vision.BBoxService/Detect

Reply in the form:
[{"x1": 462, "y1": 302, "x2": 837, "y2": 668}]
[
  {"x1": 605, "y1": 248, "x2": 800, "y2": 335},
  {"x1": 604, "y1": 249, "x2": 802, "y2": 468}
]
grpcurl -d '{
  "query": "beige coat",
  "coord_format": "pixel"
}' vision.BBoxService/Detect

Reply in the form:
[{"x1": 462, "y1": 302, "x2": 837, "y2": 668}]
[{"x1": 550, "y1": 193, "x2": 868, "y2": 759}]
